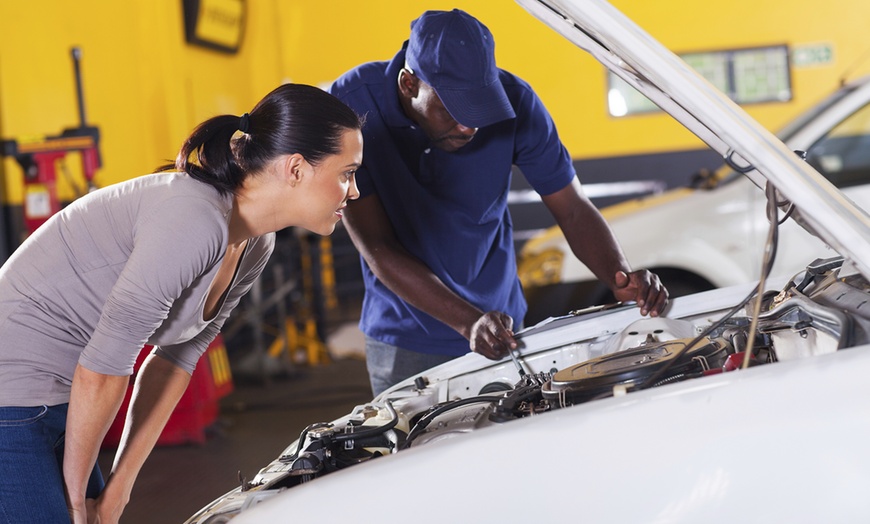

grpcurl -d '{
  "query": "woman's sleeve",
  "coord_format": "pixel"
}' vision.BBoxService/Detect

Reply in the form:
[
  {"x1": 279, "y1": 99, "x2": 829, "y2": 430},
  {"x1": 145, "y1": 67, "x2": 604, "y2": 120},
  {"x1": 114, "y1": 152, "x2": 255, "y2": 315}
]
[{"x1": 78, "y1": 198, "x2": 227, "y2": 376}]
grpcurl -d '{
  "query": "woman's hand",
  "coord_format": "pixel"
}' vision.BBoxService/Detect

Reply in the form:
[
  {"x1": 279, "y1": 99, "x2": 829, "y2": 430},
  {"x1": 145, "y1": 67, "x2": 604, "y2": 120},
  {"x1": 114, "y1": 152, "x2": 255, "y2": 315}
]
[{"x1": 87, "y1": 492, "x2": 125, "y2": 524}]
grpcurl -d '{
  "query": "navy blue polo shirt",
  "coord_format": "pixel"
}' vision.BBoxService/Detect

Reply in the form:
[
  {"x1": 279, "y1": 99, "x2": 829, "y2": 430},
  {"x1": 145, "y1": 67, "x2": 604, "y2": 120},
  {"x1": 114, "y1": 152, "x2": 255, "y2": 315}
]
[{"x1": 329, "y1": 44, "x2": 575, "y2": 356}]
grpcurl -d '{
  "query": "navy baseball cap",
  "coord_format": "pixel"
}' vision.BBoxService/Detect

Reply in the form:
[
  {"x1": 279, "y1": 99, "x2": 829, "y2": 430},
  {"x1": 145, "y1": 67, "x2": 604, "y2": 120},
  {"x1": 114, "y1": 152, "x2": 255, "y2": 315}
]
[{"x1": 405, "y1": 9, "x2": 516, "y2": 128}]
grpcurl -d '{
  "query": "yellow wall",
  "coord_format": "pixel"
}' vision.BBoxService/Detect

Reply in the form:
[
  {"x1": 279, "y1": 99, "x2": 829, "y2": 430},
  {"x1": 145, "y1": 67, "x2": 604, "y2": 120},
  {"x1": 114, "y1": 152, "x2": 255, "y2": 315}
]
[
  {"x1": 0, "y1": 0, "x2": 286, "y2": 203},
  {"x1": 2, "y1": 0, "x2": 870, "y2": 204},
  {"x1": 283, "y1": 0, "x2": 870, "y2": 159}
]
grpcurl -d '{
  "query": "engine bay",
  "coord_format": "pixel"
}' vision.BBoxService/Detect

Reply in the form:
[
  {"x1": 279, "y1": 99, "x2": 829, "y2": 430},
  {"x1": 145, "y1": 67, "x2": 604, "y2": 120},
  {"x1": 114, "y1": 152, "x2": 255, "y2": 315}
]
[{"x1": 185, "y1": 256, "x2": 870, "y2": 523}]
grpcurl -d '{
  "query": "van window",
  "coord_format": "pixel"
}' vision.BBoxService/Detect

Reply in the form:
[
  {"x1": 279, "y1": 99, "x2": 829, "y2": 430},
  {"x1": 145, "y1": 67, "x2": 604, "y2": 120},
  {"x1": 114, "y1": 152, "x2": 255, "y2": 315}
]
[{"x1": 806, "y1": 103, "x2": 870, "y2": 189}]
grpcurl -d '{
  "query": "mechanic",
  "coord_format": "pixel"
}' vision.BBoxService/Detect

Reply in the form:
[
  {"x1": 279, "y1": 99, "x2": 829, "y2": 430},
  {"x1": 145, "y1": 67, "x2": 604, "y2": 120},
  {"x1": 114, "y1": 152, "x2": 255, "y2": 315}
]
[
  {"x1": 329, "y1": 8, "x2": 669, "y2": 397},
  {"x1": 0, "y1": 84, "x2": 362, "y2": 524}
]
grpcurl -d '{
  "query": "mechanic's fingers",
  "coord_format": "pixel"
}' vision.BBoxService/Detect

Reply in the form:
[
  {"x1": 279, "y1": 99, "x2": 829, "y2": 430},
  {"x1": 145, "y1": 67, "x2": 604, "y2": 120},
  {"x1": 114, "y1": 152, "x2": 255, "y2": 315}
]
[
  {"x1": 477, "y1": 312, "x2": 517, "y2": 360},
  {"x1": 492, "y1": 313, "x2": 516, "y2": 349},
  {"x1": 636, "y1": 272, "x2": 668, "y2": 316},
  {"x1": 469, "y1": 311, "x2": 520, "y2": 359},
  {"x1": 643, "y1": 279, "x2": 661, "y2": 315},
  {"x1": 648, "y1": 284, "x2": 669, "y2": 317},
  {"x1": 473, "y1": 333, "x2": 503, "y2": 360},
  {"x1": 480, "y1": 328, "x2": 509, "y2": 360},
  {"x1": 613, "y1": 270, "x2": 630, "y2": 289},
  {"x1": 630, "y1": 272, "x2": 651, "y2": 313}
]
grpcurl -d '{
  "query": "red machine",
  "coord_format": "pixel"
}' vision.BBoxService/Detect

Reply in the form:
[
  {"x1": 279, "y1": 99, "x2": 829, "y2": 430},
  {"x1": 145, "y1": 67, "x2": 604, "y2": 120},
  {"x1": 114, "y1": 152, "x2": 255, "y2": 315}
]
[
  {"x1": 2, "y1": 48, "x2": 235, "y2": 448},
  {"x1": 102, "y1": 337, "x2": 236, "y2": 448},
  {"x1": 1, "y1": 47, "x2": 101, "y2": 236}
]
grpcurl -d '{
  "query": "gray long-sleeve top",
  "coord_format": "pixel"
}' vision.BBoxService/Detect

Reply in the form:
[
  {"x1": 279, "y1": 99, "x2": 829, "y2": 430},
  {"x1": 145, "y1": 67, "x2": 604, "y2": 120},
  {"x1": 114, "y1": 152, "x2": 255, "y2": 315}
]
[{"x1": 0, "y1": 172, "x2": 275, "y2": 407}]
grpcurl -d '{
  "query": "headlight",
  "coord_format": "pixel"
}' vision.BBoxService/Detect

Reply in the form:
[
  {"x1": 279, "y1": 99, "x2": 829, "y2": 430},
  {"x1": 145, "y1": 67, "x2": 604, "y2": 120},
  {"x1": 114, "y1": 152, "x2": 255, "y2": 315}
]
[{"x1": 517, "y1": 248, "x2": 564, "y2": 288}]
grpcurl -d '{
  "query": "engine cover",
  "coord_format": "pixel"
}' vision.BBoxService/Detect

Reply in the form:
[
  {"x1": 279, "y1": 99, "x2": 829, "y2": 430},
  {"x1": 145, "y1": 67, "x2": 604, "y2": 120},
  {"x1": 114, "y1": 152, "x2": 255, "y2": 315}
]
[{"x1": 541, "y1": 337, "x2": 729, "y2": 403}]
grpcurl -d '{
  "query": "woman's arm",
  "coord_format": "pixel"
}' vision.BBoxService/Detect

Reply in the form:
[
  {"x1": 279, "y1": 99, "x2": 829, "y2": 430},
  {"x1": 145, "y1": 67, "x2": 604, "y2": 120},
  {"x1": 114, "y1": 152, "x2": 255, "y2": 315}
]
[
  {"x1": 94, "y1": 354, "x2": 191, "y2": 523},
  {"x1": 63, "y1": 365, "x2": 129, "y2": 524}
]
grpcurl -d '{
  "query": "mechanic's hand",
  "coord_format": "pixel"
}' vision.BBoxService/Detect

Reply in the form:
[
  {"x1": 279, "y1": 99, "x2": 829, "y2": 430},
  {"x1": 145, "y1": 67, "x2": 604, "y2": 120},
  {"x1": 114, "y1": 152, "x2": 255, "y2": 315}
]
[
  {"x1": 612, "y1": 270, "x2": 669, "y2": 317},
  {"x1": 469, "y1": 311, "x2": 517, "y2": 360}
]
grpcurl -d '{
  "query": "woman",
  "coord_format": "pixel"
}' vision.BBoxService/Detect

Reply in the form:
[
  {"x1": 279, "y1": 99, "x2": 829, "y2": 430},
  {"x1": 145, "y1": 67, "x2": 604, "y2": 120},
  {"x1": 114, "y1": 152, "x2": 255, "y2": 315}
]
[{"x1": 0, "y1": 83, "x2": 363, "y2": 524}]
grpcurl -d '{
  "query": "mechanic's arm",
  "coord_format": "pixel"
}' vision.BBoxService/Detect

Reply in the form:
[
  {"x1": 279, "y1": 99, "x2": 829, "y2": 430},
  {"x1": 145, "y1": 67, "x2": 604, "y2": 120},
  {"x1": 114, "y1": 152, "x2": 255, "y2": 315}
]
[
  {"x1": 541, "y1": 177, "x2": 668, "y2": 316},
  {"x1": 343, "y1": 194, "x2": 515, "y2": 359}
]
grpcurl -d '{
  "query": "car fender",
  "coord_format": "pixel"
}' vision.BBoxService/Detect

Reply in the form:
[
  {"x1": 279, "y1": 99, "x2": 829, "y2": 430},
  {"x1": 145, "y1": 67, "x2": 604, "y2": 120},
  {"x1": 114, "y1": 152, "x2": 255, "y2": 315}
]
[{"x1": 232, "y1": 345, "x2": 870, "y2": 524}]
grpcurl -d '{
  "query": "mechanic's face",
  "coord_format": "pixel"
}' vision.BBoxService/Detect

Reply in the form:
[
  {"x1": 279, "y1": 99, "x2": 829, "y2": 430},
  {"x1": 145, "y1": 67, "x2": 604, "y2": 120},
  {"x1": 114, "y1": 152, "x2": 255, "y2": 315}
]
[{"x1": 401, "y1": 72, "x2": 478, "y2": 152}]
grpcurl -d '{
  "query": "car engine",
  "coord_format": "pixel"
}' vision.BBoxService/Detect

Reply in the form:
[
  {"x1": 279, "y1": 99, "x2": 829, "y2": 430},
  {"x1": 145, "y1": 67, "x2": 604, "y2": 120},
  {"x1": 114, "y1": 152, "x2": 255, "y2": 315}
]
[{"x1": 186, "y1": 255, "x2": 870, "y2": 523}]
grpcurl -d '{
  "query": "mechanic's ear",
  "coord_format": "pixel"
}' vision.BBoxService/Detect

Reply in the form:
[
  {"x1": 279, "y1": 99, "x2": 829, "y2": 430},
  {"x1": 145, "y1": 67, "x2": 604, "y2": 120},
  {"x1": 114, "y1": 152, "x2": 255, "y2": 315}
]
[{"x1": 398, "y1": 68, "x2": 419, "y2": 98}]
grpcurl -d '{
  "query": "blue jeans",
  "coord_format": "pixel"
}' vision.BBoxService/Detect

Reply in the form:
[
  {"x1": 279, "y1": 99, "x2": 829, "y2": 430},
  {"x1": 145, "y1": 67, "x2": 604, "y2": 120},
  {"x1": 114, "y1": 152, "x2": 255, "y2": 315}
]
[
  {"x1": 0, "y1": 404, "x2": 104, "y2": 524},
  {"x1": 365, "y1": 336, "x2": 458, "y2": 397}
]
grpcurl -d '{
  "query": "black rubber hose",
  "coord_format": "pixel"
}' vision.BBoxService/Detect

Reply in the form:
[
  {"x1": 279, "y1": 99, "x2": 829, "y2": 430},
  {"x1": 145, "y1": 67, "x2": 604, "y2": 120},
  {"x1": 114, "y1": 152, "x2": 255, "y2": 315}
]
[
  {"x1": 280, "y1": 422, "x2": 333, "y2": 463},
  {"x1": 400, "y1": 396, "x2": 503, "y2": 450}
]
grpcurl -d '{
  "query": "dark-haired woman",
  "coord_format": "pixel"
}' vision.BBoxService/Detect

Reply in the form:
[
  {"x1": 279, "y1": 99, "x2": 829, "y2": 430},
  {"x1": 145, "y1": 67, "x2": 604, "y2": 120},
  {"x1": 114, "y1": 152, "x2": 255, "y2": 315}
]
[{"x1": 0, "y1": 83, "x2": 362, "y2": 524}]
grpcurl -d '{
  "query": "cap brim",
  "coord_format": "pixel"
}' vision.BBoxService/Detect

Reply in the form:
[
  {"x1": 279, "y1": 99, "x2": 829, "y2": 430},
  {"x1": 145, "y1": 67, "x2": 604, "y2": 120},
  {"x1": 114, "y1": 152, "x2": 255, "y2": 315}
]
[{"x1": 436, "y1": 81, "x2": 516, "y2": 128}]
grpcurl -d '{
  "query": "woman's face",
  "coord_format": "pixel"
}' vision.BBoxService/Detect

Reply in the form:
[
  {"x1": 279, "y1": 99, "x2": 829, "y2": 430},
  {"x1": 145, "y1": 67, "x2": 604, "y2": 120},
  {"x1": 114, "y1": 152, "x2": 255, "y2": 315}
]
[{"x1": 301, "y1": 128, "x2": 363, "y2": 235}]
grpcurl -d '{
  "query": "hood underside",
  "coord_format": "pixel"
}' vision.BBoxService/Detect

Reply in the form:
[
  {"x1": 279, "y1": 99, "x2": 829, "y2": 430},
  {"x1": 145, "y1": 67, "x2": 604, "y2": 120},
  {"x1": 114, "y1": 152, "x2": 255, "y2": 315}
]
[{"x1": 516, "y1": 0, "x2": 870, "y2": 279}]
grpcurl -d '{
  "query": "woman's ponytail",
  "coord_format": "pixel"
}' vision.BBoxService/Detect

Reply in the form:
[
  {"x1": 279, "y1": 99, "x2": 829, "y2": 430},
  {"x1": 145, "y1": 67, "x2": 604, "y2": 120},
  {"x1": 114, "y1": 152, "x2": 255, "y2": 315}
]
[
  {"x1": 165, "y1": 115, "x2": 246, "y2": 195},
  {"x1": 161, "y1": 84, "x2": 362, "y2": 196}
]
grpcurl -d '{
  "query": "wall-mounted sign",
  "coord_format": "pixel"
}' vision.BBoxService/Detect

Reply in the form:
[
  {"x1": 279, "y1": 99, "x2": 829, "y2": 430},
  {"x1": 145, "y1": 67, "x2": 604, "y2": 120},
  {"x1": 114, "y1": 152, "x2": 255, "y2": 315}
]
[
  {"x1": 182, "y1": 0, "x2": 246, "y2": 54},
  {"x1": 792, "y1": 43, "x2": 834, "y2": 68},
  {"x1": 608, "y1": 44, "x2": 792, "y2": 117}
]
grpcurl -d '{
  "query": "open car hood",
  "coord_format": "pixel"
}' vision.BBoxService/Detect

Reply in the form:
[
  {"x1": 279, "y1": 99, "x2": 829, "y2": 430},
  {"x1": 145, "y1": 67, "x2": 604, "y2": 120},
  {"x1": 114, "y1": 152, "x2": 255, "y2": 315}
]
[
  {"x1": 517, "y1": 0, "x2": 870, "y2": 278},
  {"x1": 185, "y1": 4, "x2": 870, "y2": 523}
]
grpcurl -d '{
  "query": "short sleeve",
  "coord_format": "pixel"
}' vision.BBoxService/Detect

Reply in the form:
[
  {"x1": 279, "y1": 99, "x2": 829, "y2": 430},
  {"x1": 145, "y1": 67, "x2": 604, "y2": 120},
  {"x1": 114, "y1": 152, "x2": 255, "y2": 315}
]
[{"x1": 509, "y1": 77, "x2": 577, "y2": 196}]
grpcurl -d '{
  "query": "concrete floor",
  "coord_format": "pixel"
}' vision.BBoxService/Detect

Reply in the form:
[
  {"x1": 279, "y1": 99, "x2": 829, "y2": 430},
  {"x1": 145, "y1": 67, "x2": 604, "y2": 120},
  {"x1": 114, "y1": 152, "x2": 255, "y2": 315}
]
[{"x1": 99, "y1": 356, "x2": 372, "y2": 524}]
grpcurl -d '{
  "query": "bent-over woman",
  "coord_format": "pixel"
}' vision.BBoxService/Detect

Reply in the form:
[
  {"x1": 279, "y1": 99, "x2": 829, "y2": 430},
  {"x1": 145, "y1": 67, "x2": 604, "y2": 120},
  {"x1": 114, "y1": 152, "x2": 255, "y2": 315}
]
[{"x1": 0, "y1": 83, "x2": 363, "y2": 524}]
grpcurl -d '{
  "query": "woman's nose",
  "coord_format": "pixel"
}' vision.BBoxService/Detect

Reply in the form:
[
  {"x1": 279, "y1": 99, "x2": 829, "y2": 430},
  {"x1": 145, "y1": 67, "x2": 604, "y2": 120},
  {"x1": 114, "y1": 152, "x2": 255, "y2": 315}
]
[{"x1": 348, "y1": 178, "x2": 360, "y2": 200}]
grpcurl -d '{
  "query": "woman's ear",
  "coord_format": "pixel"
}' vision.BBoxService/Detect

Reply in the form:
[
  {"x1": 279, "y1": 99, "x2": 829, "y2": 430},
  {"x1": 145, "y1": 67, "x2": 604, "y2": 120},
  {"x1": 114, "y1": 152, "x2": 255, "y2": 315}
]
[{"x1": 282, "y1": 153, "x2": 306, "y2": 188}]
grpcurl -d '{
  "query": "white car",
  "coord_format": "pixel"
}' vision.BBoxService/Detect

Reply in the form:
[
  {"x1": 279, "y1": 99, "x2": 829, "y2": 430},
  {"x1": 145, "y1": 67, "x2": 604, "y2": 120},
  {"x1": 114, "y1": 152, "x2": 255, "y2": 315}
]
[
  {"x1": 519, "y1": 71, "x2": 870, "y2": 324},
  {"x1": 185, "y1": 1, "x2": 870, "y2": 522}
]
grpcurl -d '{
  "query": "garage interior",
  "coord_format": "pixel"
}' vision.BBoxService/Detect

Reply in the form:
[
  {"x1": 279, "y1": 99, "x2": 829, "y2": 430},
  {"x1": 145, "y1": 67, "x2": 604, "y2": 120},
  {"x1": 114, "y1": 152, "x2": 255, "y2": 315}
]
[{"x1": 3, "y1": 0, "x2": 870, "y2": 523}]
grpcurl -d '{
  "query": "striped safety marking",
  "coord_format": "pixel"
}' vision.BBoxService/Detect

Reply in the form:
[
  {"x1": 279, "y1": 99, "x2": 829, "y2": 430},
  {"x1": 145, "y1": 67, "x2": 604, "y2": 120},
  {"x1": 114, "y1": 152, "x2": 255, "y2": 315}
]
[{"x1": 208, "y1": 344, "x2": 233, "y2": 387}]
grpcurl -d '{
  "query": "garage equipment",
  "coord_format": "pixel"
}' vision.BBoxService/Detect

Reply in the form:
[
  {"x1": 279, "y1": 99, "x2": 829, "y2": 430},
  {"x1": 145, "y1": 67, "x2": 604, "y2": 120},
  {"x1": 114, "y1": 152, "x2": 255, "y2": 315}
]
[
  {"x1": 102, "y1": 337, "x2": 235, "y2": 448},
  {"x1": 1, "y1": 47, "x2": 101, "y2": 236}
]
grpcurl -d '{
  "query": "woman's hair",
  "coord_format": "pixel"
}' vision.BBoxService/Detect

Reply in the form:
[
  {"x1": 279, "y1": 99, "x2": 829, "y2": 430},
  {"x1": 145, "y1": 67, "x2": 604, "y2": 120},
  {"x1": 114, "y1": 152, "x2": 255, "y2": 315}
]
[{"x1": 161, "y1": 83, "x2": 362, "y2": 195}]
